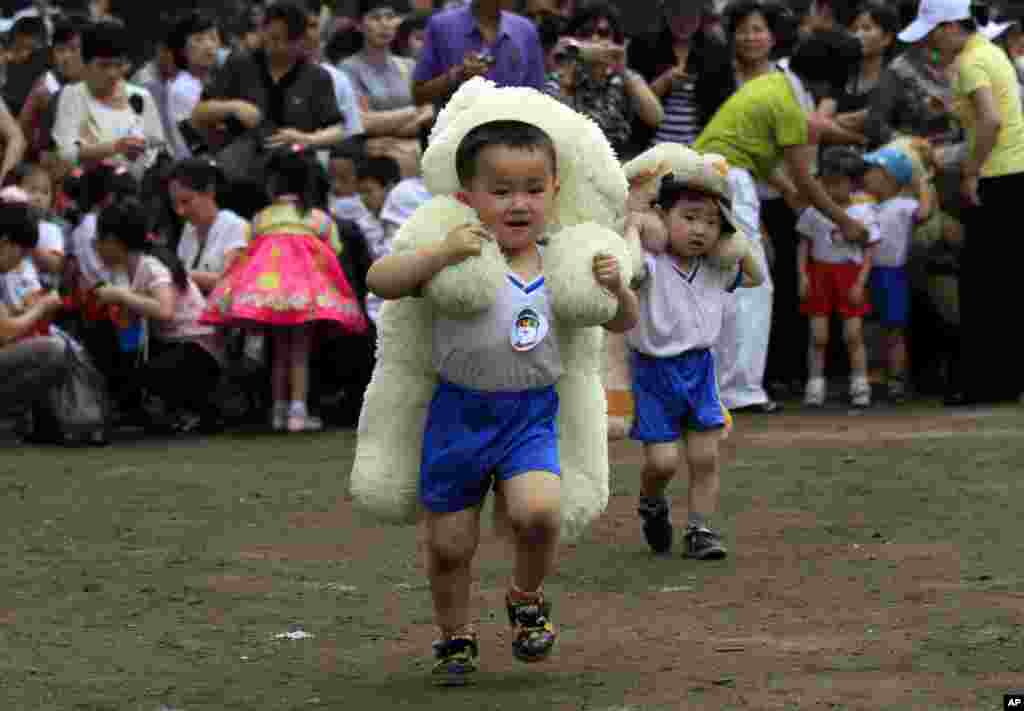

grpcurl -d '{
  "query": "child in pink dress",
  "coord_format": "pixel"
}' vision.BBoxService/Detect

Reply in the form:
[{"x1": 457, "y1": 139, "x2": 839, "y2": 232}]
[{"x1": 202, "y1": 147, "x2": 368, "y2": 432}]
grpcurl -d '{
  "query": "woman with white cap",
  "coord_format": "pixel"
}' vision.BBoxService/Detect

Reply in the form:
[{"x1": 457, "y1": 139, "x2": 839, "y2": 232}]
[{"x1": 899, "y1": 0, "x2": 1024, "y2": 405}]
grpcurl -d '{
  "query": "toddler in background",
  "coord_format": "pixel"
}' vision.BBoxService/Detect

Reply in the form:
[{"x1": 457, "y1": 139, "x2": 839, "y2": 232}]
[
  {"x1": 860, "y1": 145, "x2": 931, "y2": 402},
  {"x1": 797, "y1": 147, "x2": 881, "y2": 408}
]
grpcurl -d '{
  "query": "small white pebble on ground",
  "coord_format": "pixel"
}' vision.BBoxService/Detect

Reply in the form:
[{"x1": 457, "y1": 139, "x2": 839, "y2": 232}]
[{"x1": 274, "y1": 630, "x2": 314, "y2": 640}]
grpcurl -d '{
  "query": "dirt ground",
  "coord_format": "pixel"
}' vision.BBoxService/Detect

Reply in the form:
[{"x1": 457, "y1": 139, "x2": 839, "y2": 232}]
[{"x1": 2, "y1": 403, "x2": 1023, "y2": 710}]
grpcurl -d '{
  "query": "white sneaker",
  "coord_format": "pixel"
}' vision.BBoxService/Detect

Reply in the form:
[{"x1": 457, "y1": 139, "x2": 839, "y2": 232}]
[
  {"x1": 850, "y1": 381, "x2": 872, "y2": 408},
  {"x1": 804, "y1": 379, "x2": 826, "y2": 407}
]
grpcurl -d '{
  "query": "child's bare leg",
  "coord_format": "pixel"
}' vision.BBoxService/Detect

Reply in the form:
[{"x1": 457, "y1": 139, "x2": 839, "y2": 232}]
[
  {"x1": 288, "y1": 323, "x2": 313, "y2": 405},
  {"x1": 808, "y1": 316, "x2": 829, "y2": 379},
  {"x1": 640, "y1": 442, "x2": 679, "y2": 498},
  {"x1": 844, "y1": 317, "x2": 867, "y2": 377},
  {"x1": 425, "y1": 506, "x2": 482, "y2": 636},
  {"x1": 887, "y1": 327, "x2": 908, "y2": 379},
  {"x1": 682, "y1": 428, "x2": 727, "y2": 559},
  {"x1": 805, "y1": 317, "x2": 829, "y2": 404},
  {"x1": 286, "y1": 324, "x2": 320, "y2": 430},
  {"x1": 500, "y1": 471, "x2": 561, "y2": 662},
  {"x1": 844, "y1": 317, "x2": 871, "y2": 405},
  {"x1": 271, "y1": 328, "x2": 291, "y2": 427},
  {"x1": 500, "y1": 471, "x2": 561, "y2": 593},
  {"x1": 639, "y1": 442, "x2": 679, "y2": 553},
  {"x1": 684, "y1": 429, "x2": 721, "y2": 522}
]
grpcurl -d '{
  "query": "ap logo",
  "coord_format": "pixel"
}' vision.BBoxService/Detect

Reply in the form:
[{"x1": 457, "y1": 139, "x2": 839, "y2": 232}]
[{"x1": 1006, "y1": 694, "x2": 1024, "y2": 708}]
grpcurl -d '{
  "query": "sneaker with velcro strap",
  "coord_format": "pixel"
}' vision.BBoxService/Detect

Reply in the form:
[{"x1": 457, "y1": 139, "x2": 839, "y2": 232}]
[
  {"x1": 506, "y1": 593, "x2": 557, "y2": 663},
  {"x1": 683, "y1": 524, "x2": 728, "y2": 560},
  {"x1": 431, "y1": 633, "x2": 479, "y2": 686}
]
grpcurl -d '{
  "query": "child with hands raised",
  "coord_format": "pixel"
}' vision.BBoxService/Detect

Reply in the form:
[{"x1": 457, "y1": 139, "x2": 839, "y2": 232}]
[
  {"x1": 367, "y1": 119, "x2": 639, "y2": 685},
  {"x1": 622, "y1": 147, "x2": 763, "y2": 561}
]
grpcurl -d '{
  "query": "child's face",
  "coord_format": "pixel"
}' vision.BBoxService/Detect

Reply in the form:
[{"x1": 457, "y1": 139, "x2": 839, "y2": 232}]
[
  {"x1": 661, "y1": 193, "x2": 723, "y2": 258},
  {"x1": 358, "y1": 177, "x2": 390, "y2": 216},
  {"x1": 862, "y1": 166, "x2": 902, "y2": 200},
  {"x1": 460, "y1": 145, "x2": 559, "y2": 253},
  {"x1": 21, "y1": 171, "x2": 52, "y2": 212},
  {"x1": 821, "y1": 174, "x2": 852, "y2": 206},
  {"x1": 330, "y1": 158, "x2": 358, "y2": 198}
]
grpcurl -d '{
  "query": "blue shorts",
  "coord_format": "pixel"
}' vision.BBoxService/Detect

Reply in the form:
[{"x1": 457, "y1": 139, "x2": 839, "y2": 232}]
[
  {"x1": 629, "y1": 349, "x2": 726, "y2": 443},
  {"x1": 870, "y1": 266, "x2": 910, "y2": 328},
  {"x1": 420, "y1": 380, "x2": 561, "y2": 513}
]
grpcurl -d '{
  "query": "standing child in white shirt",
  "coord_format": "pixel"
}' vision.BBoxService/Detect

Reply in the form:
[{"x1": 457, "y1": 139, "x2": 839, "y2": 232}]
[
  {"x1": 860, "y1": 145, "x2": 930, "y2": 402},
  {"x1": 797, "y1": 147, "x2": 882, "y2": 408},
  {"x1": 627, "y1": 153, "x2": 765, "y2": 561}
]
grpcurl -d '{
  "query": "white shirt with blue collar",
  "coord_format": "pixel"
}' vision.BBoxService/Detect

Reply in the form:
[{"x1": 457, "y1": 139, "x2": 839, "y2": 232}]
[{"x1": 627, "y1": 252, "x2": 743, "y2": 358}]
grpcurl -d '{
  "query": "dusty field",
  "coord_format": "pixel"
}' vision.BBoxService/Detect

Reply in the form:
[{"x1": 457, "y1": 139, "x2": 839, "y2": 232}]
[{"x1": 1, "y1": 404, "x2": 1023, "y2": 710}]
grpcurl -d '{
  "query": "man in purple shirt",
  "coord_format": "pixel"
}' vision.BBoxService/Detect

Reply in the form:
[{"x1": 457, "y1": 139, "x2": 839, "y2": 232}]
[{"x1": 412, "y1": 0, "x2": 546, "y2": 107}]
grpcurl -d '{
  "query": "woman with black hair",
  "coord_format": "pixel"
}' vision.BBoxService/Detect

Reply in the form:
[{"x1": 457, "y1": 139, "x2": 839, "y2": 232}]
[
  {"x1": 91, "y1": 197, "x2": 224, "y2": 433},
  {"x1": 52, "y1": 21, "x2": 166, "y2": 179},
  {"x1": 165, "y1": 11, "x2": 223, "y2": 159},
  {"x1": 899, "y1": 0, "x2": 1024, "y2": 405},
  {"x1": 0, "y1": 201, "x2": 68, "y2": 415},
  {"x1": 626, "y1": 0, "x2": 733, "y2": 150},
  {"x1": 836, "y1": 3, "x2": 901, "y2": 125},
  {"x1": 545, "y1": 1, "x2": 664, "y2": 158},
  {"x1": 201, "y1": 146, "x2": 368, "y2": 432},
  {"x1": 168, "y1": 158, "x2": 250, "y2": 295}
]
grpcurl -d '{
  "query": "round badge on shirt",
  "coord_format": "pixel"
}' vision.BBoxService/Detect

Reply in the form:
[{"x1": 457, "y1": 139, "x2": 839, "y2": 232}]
[{"x1": 511, "y1": 307, "x2": 548, "y2": 352}]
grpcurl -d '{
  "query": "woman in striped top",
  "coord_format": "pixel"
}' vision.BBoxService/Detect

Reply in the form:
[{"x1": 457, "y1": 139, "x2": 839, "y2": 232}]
[{"x1": 627, "y1": 1, "x2": 733, "y2": 152}]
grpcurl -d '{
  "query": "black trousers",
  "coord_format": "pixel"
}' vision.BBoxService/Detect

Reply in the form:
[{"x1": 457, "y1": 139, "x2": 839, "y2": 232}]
[
  {"x1": 131, "y1": 340, "x2": 222, "y2": 418},
  {"x1": 762, "y1": 198, "x2": 808, "y2": 386},
  {"x1": 956, "y1": 172, "x2": 1024, "y2": 402}
]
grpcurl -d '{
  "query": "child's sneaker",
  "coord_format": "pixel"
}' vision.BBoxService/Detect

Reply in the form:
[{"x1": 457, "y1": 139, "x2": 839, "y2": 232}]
[
  {"x1": 431, "y1": 633, "x2": 479, "y2": 686},
  {"x1": 850, "y1": 380, "x2": 872, "y2": 408},
  {"x1": 506, "y1": 592, "x2": 557, "y2": 663},
  {"x1": 803, "y1": 378, "x2": 826, "y2": 407},
  {"x1": 638, "y1": 495, "x2": 673, "y2": 553},
  {"x1": 683, "y1": 525, "x2": 728, "y2": 560},
  {"x1": 887, "y1": 377, "x2": 908, "y2": 403}
]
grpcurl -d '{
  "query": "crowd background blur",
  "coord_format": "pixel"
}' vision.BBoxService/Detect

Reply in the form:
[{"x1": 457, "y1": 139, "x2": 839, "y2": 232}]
[{"x1": 0, "y1": 0, "x2": 1020, "y2": 447}]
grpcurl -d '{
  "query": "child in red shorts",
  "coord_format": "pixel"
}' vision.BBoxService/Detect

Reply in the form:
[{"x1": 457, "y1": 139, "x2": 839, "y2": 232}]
[{"x1": 797, "y1": 148, "x2": 881, "y2": 408}]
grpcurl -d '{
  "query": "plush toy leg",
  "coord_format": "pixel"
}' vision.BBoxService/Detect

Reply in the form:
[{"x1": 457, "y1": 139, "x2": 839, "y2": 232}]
[
  {"x1": 350, "y1": 298, "x2": 437, "y2": 525},
  {"x1": 350, "y1": 363, "x2": 434, "y2": 524},
  {"x1": 555, "y1": 371, "x2": 610, "y2": 542}
]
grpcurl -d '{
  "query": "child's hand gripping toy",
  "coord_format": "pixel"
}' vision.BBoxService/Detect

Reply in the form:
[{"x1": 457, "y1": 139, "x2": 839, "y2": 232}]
[
  {"x1": 623, "y1": 143, "x2": 752, "y2": 269},
  {"x1": 349, "y1": 78, "x2": 642, "y2": 541}
]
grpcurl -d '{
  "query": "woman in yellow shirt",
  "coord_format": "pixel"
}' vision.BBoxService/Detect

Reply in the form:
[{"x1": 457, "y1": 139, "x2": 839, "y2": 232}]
[{"x1": 900, "y1": 0, "x2": 1024, "y2": 405}]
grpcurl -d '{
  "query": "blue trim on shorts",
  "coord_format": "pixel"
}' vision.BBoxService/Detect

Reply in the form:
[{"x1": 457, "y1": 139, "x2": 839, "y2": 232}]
[
  {"x1": 629, "y1": 349, "x2": 726, "y2": 443},
  {"x1": 419, "y1": 380, "x2": 561, "y2": 513}
]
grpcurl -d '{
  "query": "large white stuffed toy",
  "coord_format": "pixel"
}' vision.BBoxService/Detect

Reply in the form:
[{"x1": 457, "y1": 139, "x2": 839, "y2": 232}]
[{"x1": 350, "y1": 78, "x2": 642, "y2": 542}]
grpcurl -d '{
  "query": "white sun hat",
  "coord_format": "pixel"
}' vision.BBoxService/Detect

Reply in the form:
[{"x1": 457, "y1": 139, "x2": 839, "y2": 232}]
[
  {"x1": 898, "y1": 0, "x2": 971, "y2": 43},
  {"x1": 981, "y1": 20, "x2": 1014, "y2": 40}
]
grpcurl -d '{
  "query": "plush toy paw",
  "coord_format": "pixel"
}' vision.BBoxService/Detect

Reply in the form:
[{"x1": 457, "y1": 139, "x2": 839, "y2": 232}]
[
  {"x1": 706, "y1": 233, "x2": 752, "y2": 272},
  {"x1": 543, "y1": 223, "x2": 635, "y2": 329},
  {"x1": 391, "y1": 195, "x2": 504, "y2": 317}
]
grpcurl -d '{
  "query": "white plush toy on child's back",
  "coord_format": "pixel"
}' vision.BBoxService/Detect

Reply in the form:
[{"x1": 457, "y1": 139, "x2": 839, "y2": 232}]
[{"x1": 349, "y1": 78, "x2": 642, "y2": 541}]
